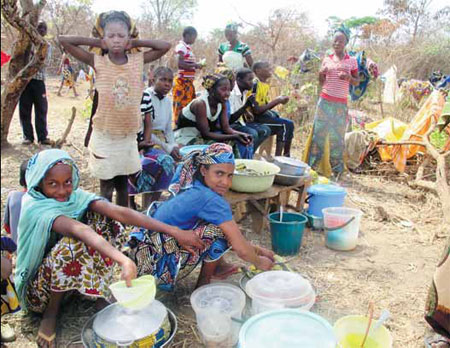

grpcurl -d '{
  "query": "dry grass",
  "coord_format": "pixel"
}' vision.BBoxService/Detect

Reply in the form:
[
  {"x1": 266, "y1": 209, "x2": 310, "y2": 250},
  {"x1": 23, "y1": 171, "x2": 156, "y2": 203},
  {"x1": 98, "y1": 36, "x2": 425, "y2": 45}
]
[{"x1": 1, "y1": 78, "x2": 448, "y2": 348}]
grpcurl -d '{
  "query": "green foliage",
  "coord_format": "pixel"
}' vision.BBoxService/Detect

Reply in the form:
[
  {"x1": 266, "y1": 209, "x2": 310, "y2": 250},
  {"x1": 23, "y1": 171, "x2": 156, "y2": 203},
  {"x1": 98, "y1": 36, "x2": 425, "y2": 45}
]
[
  {"x1": 430, "y1": 129, "x2": 449, "y2": 150},
  {"x1": 80, "y1": 98, "x2": 93, "y2": 120}
]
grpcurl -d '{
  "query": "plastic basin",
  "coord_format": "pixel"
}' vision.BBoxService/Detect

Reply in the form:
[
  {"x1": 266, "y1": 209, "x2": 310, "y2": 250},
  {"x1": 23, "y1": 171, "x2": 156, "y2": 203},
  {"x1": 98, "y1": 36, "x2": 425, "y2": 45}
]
[
  {"x1": 334, "y1": 315, "x2": 393, "y2": 348},
  {"x1": 269, "y1": 212, "x2": 307, "y2": 256},
  {"x1": 239, "y1": 309, "x2": 336, "y2": 348},
  {"x1": 307, "y1": 184, "x2": 347, "y2": 218},
  {"x1": 109, "y1": 275, "x2": 156, "y2": 310},
  {"x1": 232, "y1": 159, "x2": 280, "y2": 193},
  {"x1": 323, "y1": 207, "x2": 363, "y2": 251}
]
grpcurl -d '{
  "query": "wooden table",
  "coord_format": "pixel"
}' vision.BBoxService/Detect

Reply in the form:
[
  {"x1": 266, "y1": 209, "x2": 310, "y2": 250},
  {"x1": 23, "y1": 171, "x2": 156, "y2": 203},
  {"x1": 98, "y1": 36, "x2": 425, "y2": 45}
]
[{"x1": 225, "y1": 175, "x2": 312, "y2": 234}]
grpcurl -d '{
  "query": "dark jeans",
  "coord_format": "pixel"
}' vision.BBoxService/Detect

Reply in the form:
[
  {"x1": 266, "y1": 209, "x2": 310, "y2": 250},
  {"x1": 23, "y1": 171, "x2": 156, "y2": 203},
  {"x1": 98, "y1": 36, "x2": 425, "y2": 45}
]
[
  {"x1": 19, "y1": 79, "x2": 48, "y2": 142},
  {"x1": 231, "y1": 122, "x2": 271, "y2": 151},
  {"x1": 255, "y1": 110, "x2": 294, "y2": 143}
]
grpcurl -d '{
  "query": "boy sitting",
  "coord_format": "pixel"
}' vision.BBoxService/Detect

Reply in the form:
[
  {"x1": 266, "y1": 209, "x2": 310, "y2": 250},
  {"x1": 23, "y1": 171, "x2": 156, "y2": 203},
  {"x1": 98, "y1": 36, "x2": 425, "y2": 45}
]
[{"x1": 250, "y1": 61, "x2": 295, "y2": 157}]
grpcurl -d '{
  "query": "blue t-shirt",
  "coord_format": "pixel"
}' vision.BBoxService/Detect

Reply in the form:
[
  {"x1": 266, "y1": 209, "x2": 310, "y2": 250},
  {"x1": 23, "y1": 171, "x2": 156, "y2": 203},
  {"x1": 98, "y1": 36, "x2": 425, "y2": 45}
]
[{"x1": 153, "y1": 180, "x2": 233, "y2": 229}]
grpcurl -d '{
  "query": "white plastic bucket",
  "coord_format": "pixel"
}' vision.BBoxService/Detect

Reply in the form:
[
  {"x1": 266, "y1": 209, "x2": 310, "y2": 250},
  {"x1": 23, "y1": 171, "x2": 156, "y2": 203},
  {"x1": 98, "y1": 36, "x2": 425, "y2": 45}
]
[{"x1": 322, "y1": 207, "x2": 363, "y2": 251}]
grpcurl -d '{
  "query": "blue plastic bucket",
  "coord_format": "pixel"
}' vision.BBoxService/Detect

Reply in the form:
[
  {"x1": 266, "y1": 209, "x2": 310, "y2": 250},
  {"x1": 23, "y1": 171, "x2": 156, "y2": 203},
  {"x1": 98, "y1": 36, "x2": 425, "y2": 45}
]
[
  {"x1": 238, "y1": 309, "x2": 337, "y2": 348},
  {"x1": 306, "y1": 184, "x2": 347, "y2": 218},
  {"x1": 268, "y1": 212, "x2": 307, "y2": 256}
]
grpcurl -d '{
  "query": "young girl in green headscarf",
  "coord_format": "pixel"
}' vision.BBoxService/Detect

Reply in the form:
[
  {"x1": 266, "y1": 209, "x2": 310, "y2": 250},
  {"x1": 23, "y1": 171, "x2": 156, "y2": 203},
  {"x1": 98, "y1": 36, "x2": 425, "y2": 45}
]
[{"x1": 15, "y1": 149, "x2": 203, "y2": 348}]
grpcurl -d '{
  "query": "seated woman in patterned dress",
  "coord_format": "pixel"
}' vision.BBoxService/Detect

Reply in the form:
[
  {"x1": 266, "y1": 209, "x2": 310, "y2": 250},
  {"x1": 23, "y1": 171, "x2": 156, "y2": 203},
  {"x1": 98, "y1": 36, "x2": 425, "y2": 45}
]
[
  {"x1": 15, "y1": 149, "x2": 203, "y2": 348},
  {"x1": 128, "y1": 143, "x2": 275, "y2": 290}
]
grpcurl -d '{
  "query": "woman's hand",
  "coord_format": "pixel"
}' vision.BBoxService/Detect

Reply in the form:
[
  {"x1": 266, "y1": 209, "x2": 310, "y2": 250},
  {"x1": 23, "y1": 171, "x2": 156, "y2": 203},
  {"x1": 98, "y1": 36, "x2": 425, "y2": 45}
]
[
  {"x1": 100, "y1": 39, "x2": 108, "y2": 52},
  {"x1": 234, "y1": 133, "x2": 253, "y2": 145},
  {"x1": 319, "y1": 66, "x2": 328, "y2": 76},
  {"x1": 338, "y1": 70, "x2": 351, "y2": 81},
  {"x1": 276, "y1": 96, "x2": 290, "y2": 105},
  {"x1": 119, "y1": 257, "x2": 137, "y2": 287},
  {"x1": 255, "y1": 255, "x2": 274, "y2": 271},
  {"x1": 256, "y1": 246, "x2": 275, "y2": 261},
  {"x1": 138, "y1": 139, "x2": 155, "y2": 151},
  {"x1": 170, "y1": 147, "x2": 182, "y2": 161},
  {"x1": 172, "y1": 228, "x2": 205, "y2": 256}
]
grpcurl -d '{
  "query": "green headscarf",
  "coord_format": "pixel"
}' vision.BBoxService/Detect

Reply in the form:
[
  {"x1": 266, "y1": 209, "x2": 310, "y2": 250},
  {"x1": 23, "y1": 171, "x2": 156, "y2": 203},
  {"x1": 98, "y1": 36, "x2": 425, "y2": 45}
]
[
  {"x1": 225, "y1": 22, "x2": 240, "y2": 32},
  {"x1": 334, "y1": 23, "x2": 351, "y2": 43},
  {"x1": 15, "y1": 149, "x2": 99, "y2": 309}
]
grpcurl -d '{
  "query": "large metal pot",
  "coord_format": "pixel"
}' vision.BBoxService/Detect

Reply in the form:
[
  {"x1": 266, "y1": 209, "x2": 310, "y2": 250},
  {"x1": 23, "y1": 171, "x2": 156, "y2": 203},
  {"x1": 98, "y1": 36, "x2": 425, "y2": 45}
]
[{"x1": 82, "y1": 300, "x2": 177, "y2": 348}]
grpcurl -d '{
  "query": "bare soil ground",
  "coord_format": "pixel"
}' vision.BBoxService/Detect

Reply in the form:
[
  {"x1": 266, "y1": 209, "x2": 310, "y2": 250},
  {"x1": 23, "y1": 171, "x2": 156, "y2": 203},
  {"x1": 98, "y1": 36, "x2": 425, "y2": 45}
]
[{"x1": 1, "y1": 78, "x2": 448, "y2": 347}]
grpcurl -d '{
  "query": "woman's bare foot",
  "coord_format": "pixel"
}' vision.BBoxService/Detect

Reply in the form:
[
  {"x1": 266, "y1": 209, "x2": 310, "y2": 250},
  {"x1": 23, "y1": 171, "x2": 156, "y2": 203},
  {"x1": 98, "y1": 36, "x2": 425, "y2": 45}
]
[
  {"x1": 36, "y1": 316, "x2": 57, "y2": 348},
  {"x1": 426, "y1": 333, "x2": 450, "y2": 348},
  {"x1": 211, "y1": 258, "x2": 240, "y2": 279}
]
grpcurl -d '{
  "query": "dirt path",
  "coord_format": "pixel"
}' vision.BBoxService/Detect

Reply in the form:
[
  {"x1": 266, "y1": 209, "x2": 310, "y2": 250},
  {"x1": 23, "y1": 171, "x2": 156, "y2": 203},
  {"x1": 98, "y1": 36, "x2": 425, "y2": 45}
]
[{"x1": 1, "y1": 78, "x2": 448, "y2": 347}]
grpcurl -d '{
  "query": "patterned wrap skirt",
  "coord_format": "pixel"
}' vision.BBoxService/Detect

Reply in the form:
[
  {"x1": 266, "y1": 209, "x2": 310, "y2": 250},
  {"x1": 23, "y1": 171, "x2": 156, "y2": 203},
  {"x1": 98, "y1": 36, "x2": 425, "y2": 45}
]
[
  {"x1": 172, "y1": 77, "x2": 195, "y2": 125},
  {"x1": 25, "y1": 211, "x2": 131, "y2": 313},
  {"x1": 127, "y1": 202, "x2": 230, "y2": 291},
  {"x1": 128, "y1": 147, "x2": 176, "y2": 195}
]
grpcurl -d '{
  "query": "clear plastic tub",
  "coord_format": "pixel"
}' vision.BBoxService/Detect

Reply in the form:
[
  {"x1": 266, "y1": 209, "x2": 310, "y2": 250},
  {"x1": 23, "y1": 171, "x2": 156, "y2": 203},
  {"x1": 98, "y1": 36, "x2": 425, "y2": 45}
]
[
  {"x1": 322, "y1": 207, "x2": 363, "y2": 251},
  {"x1": 190, "y1": 283, "x2": 246, "y2": 346},
  {"x1": 245, "y1": 271, "x2": 315, "y2": 315}
]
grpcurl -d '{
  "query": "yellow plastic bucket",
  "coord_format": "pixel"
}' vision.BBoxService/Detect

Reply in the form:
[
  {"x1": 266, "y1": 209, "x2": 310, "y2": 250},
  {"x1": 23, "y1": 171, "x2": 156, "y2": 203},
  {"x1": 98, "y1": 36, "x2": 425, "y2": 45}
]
[{"x1": 334, "y1": 315, "x2": 393, "y2": 348}]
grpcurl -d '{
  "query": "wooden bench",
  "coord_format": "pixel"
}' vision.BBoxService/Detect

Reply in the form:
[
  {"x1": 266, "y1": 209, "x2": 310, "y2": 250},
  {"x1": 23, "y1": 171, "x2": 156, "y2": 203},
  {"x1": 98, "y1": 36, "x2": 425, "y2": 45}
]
[{"x1": 225, "y1": 175, "x2": 312, "y2": 234}]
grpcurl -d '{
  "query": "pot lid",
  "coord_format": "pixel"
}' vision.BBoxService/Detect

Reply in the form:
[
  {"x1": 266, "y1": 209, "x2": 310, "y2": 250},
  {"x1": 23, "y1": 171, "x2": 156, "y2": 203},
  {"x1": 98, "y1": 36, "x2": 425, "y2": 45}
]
[
  {"x1": 307, "y1": 184, "x2": 346, "y2": 196},
  {"x1": 190, "y1": 283, "x2": 245, "y2": 316},
  {"x1": 93, "y1": 300, "x2": 167, "y2": 342},
  {"x1": 239, "y1": 309, "x2": 336, "y2": 348},
  {"x1": 245, "y1": 271, "x2": 313, "y2": 304}
]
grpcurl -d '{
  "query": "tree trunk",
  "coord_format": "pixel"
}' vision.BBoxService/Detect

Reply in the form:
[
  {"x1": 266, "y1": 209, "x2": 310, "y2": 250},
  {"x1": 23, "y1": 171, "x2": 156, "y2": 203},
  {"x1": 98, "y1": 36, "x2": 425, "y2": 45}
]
[{"x1": 1, "y1": 0, "x2": 47, "y2": 145}]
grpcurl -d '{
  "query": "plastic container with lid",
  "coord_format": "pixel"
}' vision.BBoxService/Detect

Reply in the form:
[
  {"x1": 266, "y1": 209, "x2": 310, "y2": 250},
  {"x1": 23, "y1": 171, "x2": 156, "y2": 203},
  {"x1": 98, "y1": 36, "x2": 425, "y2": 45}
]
[
  {"x1": 238, "y1": 309, "x2": 337, "y2": 348},
  {"x1": 307, "y1": 183, "x2": 347, "y2": 218},
  {"x1": 245, "y1": 271, "x2": 315, "y2": 315},
  {"x1": 92, "y1": 299, "x2": 170, "y2": 347},
  {"x1": 190, "y1": 283, "x2": 246, "y2": 346}
]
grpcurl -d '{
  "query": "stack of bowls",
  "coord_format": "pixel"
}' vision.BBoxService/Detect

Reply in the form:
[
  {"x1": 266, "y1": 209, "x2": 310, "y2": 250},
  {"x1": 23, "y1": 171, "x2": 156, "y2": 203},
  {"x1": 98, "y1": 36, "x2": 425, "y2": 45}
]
[{"x1": 273, "y1": 157, "x2": 309, "y2": 186}]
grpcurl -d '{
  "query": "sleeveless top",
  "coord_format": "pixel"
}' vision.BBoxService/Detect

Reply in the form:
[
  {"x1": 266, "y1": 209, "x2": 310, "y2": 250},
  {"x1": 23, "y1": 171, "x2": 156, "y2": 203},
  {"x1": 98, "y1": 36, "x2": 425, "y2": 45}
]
[
  {"x1": 93, "y1": 52, "x2": 144, "y2": 135},
  {"x1": 181, "y1": 93, "x2": 222, "y2": 124}
]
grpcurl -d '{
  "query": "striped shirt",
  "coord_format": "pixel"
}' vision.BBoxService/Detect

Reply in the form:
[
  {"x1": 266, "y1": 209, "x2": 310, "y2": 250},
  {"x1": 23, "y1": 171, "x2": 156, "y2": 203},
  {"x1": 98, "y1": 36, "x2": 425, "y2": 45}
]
[
  {"x1": 175, "y1": 41, "x2": 196, "y2": 79},
  {"x1": 93, "y1": 52, "x2": 144, "y2": 135},
  {"x1": 218, "y1": 41, "x2": 251, "y2": 57},
  {"x1": 320, "y1": 53, "x2": 358, "y2": 104}
]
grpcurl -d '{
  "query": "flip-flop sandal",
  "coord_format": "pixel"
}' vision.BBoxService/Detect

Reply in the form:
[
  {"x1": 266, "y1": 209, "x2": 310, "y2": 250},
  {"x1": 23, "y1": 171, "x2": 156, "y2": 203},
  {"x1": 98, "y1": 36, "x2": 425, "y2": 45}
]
[
  {"x1": 37, "y1": 331, "x2": 56, "y2": 348},
  {"x1": 425, "y1": 333, "x2": 450, "y2": 348},
  {"x1": 211, "y1": 265, "x2": 241, "y2": 280}
]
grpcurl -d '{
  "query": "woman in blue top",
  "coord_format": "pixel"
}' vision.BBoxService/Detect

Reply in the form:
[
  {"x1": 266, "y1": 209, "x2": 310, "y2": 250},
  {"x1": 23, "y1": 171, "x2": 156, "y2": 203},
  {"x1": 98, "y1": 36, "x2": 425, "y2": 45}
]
[{"x1": 128, "y1": 143, "x2": 274, "y2": 289}]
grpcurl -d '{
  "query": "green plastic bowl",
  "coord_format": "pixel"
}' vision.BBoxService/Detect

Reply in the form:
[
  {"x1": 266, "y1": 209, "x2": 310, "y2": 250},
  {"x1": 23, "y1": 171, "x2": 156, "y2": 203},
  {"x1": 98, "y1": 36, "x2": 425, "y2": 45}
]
[{"x1": 232, "y1": 159, "x2": 280, "y2": 193}]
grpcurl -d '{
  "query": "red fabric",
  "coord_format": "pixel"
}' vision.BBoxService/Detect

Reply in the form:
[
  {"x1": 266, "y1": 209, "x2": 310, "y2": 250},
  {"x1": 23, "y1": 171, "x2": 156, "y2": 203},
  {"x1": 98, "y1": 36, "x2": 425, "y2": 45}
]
[
  {"x1": 4, "y1": 223, "x2": 11, "y2": 235},
  {"x1": 1, "y1": 51, "x2": 11, "y2": 67}
]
